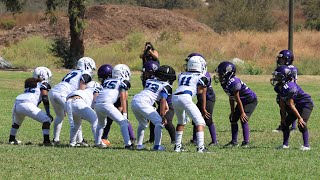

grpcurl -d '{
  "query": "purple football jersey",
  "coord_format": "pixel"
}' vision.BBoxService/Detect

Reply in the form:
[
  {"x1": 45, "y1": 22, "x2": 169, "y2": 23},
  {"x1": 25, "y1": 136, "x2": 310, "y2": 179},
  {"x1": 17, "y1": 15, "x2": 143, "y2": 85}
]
[
  {"x1": 275, "y1": 82, "x2": 313, "y2": 108},
  {"x1": 205, "y1": 72, "x2": 215, "y2": 100},
  {"x1": 221, "y1": 76, "x2": 257, "y2": 104}
]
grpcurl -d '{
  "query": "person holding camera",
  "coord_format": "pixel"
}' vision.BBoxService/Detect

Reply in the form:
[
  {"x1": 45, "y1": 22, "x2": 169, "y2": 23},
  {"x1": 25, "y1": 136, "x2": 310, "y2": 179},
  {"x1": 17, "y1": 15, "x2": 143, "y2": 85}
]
[{"x1": 140, "y1": 42, "x2": 159, "y2": 66}]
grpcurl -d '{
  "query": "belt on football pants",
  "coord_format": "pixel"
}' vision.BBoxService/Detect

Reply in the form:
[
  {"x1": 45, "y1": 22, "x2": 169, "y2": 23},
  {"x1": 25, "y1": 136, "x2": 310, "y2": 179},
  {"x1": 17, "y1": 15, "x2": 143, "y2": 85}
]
[
  {"x1": 67, "y1": 95, "x2": 82, "y2": 101},
  {"x1": 174, "y1": 90, "x2": 192, "y2": 96}
]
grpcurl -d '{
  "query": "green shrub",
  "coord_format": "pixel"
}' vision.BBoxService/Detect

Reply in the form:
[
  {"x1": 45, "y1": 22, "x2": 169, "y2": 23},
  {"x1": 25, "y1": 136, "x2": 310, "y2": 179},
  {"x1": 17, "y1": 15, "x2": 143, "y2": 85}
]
[
  {"x1": 49, "y1": 36, "x2": 72, "y2": 68},
  {"x1": 0, "y1": 19, "x2": 16, "y2": 30}
]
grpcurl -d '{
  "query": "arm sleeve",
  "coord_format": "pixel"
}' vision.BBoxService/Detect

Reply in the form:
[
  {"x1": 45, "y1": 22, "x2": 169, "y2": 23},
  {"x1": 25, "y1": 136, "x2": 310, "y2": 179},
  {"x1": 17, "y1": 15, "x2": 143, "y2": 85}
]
[
  {"x1": 81, "y1": 74, "x2": 92, "y2": 84},
  {"x1": 197, "y1": 76, "x2": 209, "y2": 87}
]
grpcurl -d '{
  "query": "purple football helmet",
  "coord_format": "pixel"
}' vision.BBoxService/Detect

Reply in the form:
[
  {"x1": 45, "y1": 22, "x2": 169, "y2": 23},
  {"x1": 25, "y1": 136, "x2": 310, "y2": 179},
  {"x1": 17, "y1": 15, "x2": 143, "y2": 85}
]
[
  {"x1": 270, "y1": 65, "x2": 293, "y2": 86},
  {"x1": 98, "y1": 64, "x2": 113, "y2": 81},
  {"x1": 277, "y1": 50, "x2": 294, "y2": 66},
  {"x1": 214, "y1": 61, "x2": 236, "y2": 84},
  {"x1": 141, "y1": 61, "x2": 160, "y2": 81}
]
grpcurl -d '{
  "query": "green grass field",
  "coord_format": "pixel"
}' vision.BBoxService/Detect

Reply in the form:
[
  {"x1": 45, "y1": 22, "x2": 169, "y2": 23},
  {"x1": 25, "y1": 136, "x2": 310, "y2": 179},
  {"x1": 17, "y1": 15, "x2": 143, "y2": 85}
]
[{"x1": 0, "y1": 70, "x2": 319, "y2": 179}]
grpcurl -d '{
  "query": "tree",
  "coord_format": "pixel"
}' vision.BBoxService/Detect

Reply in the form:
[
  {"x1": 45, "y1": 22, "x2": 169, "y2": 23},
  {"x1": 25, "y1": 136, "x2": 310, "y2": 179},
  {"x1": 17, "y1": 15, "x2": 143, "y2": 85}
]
[{"x1": 2, "y1": 0, "x2": 86, "y2": 69}]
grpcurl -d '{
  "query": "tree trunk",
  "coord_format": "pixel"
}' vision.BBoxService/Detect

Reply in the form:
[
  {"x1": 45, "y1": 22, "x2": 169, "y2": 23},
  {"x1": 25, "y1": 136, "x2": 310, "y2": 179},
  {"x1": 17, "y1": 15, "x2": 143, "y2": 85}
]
[{"x1": 68, "y1": 0, "x2": 85, "y2": 69}]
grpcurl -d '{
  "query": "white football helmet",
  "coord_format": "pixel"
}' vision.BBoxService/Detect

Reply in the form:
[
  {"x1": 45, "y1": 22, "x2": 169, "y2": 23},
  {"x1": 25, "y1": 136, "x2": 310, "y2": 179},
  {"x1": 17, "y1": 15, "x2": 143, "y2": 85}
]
[
  {"x1": 33, "y1": 67, "x2": 52, "y2": 82},
  {"x1": 86, "y1": 81, "x2": 102, "y2": 93},
  {"x1": 187, "y1": 56, "x2": 206, "y2": 74},
  {"x1": 77, "y1": 57, "x2": 96, "y2": 73},
  {"x1": 112, "y1": 64, "x2": 131, "y2": 81}
]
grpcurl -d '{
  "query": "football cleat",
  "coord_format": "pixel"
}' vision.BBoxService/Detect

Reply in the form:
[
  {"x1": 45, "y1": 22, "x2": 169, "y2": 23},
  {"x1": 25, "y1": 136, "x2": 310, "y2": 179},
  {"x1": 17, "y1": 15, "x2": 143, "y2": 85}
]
[
  {"x1": 241, "y1": 141, "x2": 250, "y2": 148},
  {"x1": 9, "y1": 139, "x2": 21, "y2": 145},
  {"x1": 272, "y1": 126, "x2": 282, "y2": 133},
  {"x1": 174, "y1": 144, "x2": 188, "y2": 152},
  {"x1": 52, "y1": 139, "x2": 60, "y2": 146},
  {"x1": 223, "y1": 141, "x2": 239, "y2": 148},
  {"x1": 77, "y1": 140, "x2": 89, "y2": 147},
  {"x1": 197, "y1": 145, "x2": 210, "y2": 153},
  {"x1": 208, "y1": 141, "x2": 219, "y2": 146},
  {"x1": 42, "y1": 140, "x2": 52, "y2": 146},
  {"x1": 300, "y1": 145, "x2": 310, "y2": 151},
  {"x1": 125, "y1": 144, "x2": 134, "y2": 150},
  {"x1": 152, "y1": 145, "x2": 166, "y2": 151},
  {"x1": 101, "y1": 139, "x2": 111, "y2": 146},
  {"x1": 136, "y1": 144, "x2": 145, "y2": 150},
  {"x1": 95, "y1": 143, "x2": 108, "y2": 149},
  {"x1": 277, "y1": 145, "x2": 289, "y2": 149}
]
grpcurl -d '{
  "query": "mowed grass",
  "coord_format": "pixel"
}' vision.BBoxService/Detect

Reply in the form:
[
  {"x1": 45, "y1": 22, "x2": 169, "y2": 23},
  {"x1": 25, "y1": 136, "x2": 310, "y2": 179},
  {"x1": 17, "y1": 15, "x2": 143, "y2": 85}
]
[{"x1": 0, "y1": 70, "x2": 319, "y2": 179}]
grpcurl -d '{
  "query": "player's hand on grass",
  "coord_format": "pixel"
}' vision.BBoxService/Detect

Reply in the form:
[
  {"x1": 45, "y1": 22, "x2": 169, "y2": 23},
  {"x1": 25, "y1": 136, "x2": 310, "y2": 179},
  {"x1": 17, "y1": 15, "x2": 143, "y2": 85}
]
[{"x1": 162, "y1": 116, "x2": 167, "y2": 126}]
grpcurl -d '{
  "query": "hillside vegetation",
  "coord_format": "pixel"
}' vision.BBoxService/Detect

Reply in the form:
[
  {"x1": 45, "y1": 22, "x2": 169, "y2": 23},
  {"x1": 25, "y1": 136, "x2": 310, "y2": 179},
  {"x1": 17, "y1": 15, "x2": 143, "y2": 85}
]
[{"x1": 0, "y1": 2, "x2": 320, "y2": 74}]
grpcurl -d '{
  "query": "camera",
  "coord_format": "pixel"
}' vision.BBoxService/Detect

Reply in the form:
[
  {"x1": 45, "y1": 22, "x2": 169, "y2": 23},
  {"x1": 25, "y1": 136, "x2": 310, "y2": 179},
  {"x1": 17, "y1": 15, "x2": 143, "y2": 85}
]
[{"x1": 145, "y1": 45, "x2": 151, "y2": 52}]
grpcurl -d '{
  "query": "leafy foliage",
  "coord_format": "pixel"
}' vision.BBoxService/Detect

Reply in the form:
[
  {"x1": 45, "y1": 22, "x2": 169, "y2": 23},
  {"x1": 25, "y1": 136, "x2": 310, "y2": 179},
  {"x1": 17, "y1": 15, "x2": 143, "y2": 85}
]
[
  {"x1": 0, "y1": 0, "x2": 24, "y2": 14},
  {"x1": 302, "y1": 0, "x2": 320, "y2": 31},
  {"x1": 206, "y1": 0, "x2": 277, "y2": 33},
  {"x1": 50, "y1": 36, "x2": 73, "y2": 69}
]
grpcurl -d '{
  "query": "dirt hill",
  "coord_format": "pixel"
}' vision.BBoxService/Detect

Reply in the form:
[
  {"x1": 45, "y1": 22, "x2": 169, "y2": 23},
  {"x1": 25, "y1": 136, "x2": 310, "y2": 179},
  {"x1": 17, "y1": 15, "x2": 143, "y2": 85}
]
[{"x1": 0, "y1": 4, "x2": 213, "y2": 46}]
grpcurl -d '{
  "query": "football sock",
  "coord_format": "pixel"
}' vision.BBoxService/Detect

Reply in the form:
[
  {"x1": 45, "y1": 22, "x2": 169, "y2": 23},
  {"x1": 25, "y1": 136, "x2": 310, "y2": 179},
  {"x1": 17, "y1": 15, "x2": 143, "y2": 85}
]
[
  {"x1": 231, "y1": 123, "x2": 238, "y2": 143},
  {"x1": 43, "y1": 135, "x2": 50, "y2": 142},
  {"x1": 95, "y1": 125, "x2": 104, "y2": 145},
  {"x1": 302, "y1": 129, "x2": 309, "y2": 147},
  {"x1": 241, "y1": 122, "x2": 250, "y2": 143},
  {"x1": 76, "y1": 126, "x2": 83, "y2": 143},
  {"x1": 102, "y1": 120, "x2": 112, "y2": 139},
  {"x1": 53, "y1": 117, "x2": 63, "y2": 142},
  {"x1": 120, "y1": 123, "x2": 131, "y2": 146},
  {"x1": 208, "y1": 124, "x2": 217, "y2": 143},
  {"x1": 283, "y1": 129, "x2": 290, "y2": 146},
  {"x1": 175, "y1": 131, "x2": 183, "y2": 145},
  {"x1": 192, "y1": 125, "x2": 197, "y2": 142},
  {"x1": 128, "y1": 123, "x2": 135, "y2": 140},
  {"x1": 137, "y1": 125, "x2": 145, "y2": 145},
  {"x1": 42, "y1": 129, "x2": 50, "y2": 135},
  {"x1": 149, "y1": 121, "x2": 155, "y2": 142},
  {"x1": 196, "y1": 131, "x2": 204, "y2": 148},
  {"x1": 10, "y1": 128, "x2": 18, "y2": 137},
  {"x1": 291, "y1": 120, "x2": 297, "y2": 129},
  {"x1": 154, "y1": 125, "x2": 163, "y2": 146}
]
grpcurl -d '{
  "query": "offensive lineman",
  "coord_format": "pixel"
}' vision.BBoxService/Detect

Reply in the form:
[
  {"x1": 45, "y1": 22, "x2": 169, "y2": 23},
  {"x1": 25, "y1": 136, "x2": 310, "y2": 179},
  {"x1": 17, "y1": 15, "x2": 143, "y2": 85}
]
[
  {"x1": 49, "y1": 57, "x2": 95, "y2": 145},
  {"x1": 65, "y1": 81, "x2": 101, "y2": 147},
  {"x1": 131, "y1": 65, "x2": 176, "y2": 151},
  {"x1": 94, "y1": 64, "x2": 133, "y2": 149},
  {"x1": 9, "y1": 67, "x2": 53, "y2": 145}
]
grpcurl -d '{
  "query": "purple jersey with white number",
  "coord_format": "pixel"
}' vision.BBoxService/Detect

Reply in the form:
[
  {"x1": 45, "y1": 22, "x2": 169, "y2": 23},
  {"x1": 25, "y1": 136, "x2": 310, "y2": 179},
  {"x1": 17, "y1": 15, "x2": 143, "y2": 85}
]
[
  {"x1": 221, "y1": 76, "x2": 257, "y2": 104},
  {"x1": 204, "y1": 72, "x2": 215, "y2": 101},
  {"x1": 275, "y1": 82, "x2": 313, "y2": 109}
]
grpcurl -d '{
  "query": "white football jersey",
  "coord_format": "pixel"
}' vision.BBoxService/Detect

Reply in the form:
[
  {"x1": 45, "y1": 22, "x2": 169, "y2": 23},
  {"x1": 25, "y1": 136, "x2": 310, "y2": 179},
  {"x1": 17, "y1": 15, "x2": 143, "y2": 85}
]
[
  {"x1": 174, "y1": 72, "x2": 208, "y2": 97},
  {"x1": 16, "y1": 82, "x2": 42, "y2": 106},
  {"x1": 133, "y1": 79, "x2": 172, "y2": 105},
  {"x1": 52, "y1": 69, "x2": 92, "y2": 96},
  {"x1": 67, "y1": 88, "x2": 95, "y2": 107},
  {"x1": 95, "y1": 78, "x2": 130, "y2": 104}
]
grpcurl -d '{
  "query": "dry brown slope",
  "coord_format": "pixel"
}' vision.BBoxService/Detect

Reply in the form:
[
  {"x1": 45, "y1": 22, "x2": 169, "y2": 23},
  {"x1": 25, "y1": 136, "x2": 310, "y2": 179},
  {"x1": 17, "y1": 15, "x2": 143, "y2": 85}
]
[{"x1": 0, "y1": 4, "x2": 213, "y2": 46}]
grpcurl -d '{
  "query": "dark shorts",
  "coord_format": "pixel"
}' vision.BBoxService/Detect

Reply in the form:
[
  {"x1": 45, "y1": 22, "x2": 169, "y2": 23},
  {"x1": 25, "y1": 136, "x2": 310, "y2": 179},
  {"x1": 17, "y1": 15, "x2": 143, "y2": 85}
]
[
  {"x1": 231, "y1": 99, "x2": 258, "y2": 123},
  {"x1": 286, "y1": 104, "x2": 313, "y2": 124}
]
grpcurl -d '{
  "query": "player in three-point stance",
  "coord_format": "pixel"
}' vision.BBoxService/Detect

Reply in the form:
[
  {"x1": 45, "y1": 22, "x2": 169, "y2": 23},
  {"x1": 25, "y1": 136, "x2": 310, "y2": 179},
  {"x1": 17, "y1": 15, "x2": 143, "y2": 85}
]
[
  {"x1": 131, "y1": 65, "x2": 176, "y2": 151},
  {"x1": 97, "y1": 64, "x2": 136, "y2": 146},
  {"x1": 9, "y1": 67, "x2": 53, "y2": 145},
  {"x1": 49, "y1": 57, "x2": 95, "y2": 145},
  {"x1": 65, "y1": 81, "x2": 101, "y2": 147},
  {"x1": 271, "y1": 65, "x2": 313, "y2": 151},
  {"x1": 214, "y1": 61, "x2": 257, "y2": 148},
  {"x1": 172, "y1": 55, "x2": 210, "y2": 153},
  {"x1": 94, "y1": 64, "x2": 134, "y2": 149}
]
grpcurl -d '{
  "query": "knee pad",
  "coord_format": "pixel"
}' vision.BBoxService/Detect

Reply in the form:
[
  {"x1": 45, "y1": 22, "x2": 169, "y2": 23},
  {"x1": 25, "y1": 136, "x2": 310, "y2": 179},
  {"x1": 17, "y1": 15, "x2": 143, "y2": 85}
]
[
  {"x1": 42, "y1": 122, "x2": 50, "y2": 129},
  {"x1": 12, "y1": 123, "x2": 20, "y2": 129}
]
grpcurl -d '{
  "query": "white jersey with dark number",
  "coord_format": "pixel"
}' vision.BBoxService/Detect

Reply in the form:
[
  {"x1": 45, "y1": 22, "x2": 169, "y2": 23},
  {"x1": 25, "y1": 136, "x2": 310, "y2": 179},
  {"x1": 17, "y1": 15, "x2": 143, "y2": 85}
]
[
  {"x1": 52, "y1": 69, "x2": 92, "y2": 96},
  {"x1": 133, "y1": 79, "x2": 172, "y2": 105},
  {"x1": 16, "y1": 82, "x2": 42, "y2": 106},
  {"x1": 174, "y1": 72, "x2": 208, "y2": 97},
  {"x1": 95, "y1": 78, "x2": 130, "y2": 104}
]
